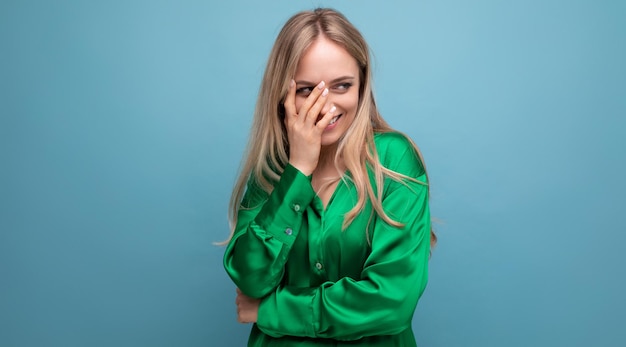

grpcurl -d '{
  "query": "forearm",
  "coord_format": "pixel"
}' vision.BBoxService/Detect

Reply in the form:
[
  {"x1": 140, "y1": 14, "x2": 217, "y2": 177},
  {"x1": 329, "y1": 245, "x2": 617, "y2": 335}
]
[
  {"x1": 256, "y1": 174, "x2": 431, "y2": 339},
  {"x1": 224, "y1": 164, "x2": 316, "y2": 298}
]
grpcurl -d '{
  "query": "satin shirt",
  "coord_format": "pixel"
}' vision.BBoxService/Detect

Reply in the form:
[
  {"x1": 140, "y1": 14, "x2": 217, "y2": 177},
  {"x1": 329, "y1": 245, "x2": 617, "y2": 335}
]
[{"x1": 224, "y1": 132, "x2": 431, "y2": 346}]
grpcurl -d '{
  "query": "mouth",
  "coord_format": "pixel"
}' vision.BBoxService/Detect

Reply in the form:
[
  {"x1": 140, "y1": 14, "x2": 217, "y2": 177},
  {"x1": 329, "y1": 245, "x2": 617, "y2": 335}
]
[
  {"x1": 329, "y1": 114, "x2": 342, "y2": 125},
  {"x1": 316, "y1": 113, "x2": 342, "y2": 126}
]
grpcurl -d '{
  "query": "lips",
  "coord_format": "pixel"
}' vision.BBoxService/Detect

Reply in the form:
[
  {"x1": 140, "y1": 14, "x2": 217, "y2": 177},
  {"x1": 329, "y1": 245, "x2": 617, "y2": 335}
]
[{"x1": 315, "y1": 113, "x2": 342, "y2": 125}]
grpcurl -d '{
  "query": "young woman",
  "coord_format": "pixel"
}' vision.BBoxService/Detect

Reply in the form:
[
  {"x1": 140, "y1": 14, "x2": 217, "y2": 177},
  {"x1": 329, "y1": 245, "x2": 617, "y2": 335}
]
[{"x1": 223, "y1": 8, "x2": 436, "y2": 346}]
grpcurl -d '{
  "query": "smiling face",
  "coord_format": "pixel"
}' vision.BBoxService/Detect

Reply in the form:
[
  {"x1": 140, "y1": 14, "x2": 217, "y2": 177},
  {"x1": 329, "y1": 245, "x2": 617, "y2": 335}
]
[{"x1": 294, "y1": 36, "x2": 361, "y2": 147}]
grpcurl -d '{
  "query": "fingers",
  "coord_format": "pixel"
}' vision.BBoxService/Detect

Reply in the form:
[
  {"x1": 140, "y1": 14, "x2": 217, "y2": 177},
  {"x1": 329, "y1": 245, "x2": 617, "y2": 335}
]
[
  {"x1": 283, "y1": 79, "x2": 329, "y2": 123},
  {"x1": 235, "y1": 288, "x2": 244, "y2": 306},
  {"x1": 235, "y1": 289, "x2": 245, "y2": 323},
  {"x1": 235, "y1": 288, "x2": 259, "y2": 324},
  {"x1": 283, "y1": 79, "x2": 297, "y2": 119},
  {"x1": 315, "y1": 105, "x2": 337, "y2": 129},
  {"x1": 304, "y1": 87, "x2": 329, "y2": 126},
  {"x1": 299, "y1": 81, "x2": 328, "y2": 125}
]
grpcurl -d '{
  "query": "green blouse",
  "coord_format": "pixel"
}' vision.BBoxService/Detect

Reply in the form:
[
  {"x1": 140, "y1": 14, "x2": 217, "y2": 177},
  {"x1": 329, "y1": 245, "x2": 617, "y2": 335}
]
[{"x1": 224, "y1": 132, "x2": 431, "y2": 346}]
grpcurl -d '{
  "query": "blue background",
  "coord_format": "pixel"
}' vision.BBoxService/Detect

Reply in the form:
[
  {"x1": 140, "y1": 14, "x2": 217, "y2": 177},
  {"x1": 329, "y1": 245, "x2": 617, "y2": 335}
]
[{"x1": 1, "y1": 0, "x2": 625, "y2": 346}]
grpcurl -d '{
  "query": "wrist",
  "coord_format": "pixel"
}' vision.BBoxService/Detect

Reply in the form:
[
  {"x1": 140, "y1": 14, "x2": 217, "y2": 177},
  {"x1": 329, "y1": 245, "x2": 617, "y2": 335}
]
[{"x1": 289, "y1": 161, "x2": 315, "y2": 176}]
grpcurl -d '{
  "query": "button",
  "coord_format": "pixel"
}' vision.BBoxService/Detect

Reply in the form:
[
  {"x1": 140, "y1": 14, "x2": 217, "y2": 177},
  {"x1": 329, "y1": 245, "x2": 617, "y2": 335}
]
[
  {"x1": 315, "y1": 262, "x2": 323, "y2": 270},
  {"x1": 293, "y1": 204, "x2": 301, "y2": 212},
  {"x1": 285, "y1": 228, "x2": 293, "y2": 236}
]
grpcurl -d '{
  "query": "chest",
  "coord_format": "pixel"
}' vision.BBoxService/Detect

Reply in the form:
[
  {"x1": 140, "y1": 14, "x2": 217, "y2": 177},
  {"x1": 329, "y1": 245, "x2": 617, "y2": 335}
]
[{"x1": 287, "y1": 179, "x2": 374, "y2": 283}]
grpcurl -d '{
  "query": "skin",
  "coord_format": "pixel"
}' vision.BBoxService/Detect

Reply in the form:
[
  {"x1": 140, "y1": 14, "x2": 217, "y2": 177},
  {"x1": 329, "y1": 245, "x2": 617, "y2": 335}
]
[
  {"x1": 236, "y1": 36, "x2": 361, "y2": 324},
  {"x1": 288, "y1": 36, "x2": 361, "y2": 176}
]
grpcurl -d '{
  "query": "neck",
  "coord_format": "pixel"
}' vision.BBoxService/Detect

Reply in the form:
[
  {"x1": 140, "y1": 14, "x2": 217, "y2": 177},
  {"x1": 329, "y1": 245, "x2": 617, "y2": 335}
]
[{"x1": 316, "y1": 143, "x2": 343, "y2": 174}]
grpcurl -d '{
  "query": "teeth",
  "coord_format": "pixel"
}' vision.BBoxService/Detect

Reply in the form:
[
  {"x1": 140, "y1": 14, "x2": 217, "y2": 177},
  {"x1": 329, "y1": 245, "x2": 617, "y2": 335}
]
[{"x1": 329, "y1": 115, "x2": 340, "y2": 125}]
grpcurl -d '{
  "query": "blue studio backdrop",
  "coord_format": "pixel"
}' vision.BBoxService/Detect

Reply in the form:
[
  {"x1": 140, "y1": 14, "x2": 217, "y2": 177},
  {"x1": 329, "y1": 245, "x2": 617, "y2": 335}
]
[{"x1": 1, "y1": 1, "x2": 625, "y2": 346}]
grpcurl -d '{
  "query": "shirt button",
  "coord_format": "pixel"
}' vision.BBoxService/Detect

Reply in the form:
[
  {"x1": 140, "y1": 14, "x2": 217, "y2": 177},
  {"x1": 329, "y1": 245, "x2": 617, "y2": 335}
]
[
  {"x1": 293, "y1": 204, "x2": 301, "y2": 212},
  {"x1": 285, "y1": 228, "x2": 293, "y2": 236},
  {"x1": 315, "y1": 262, "x2": 323, "y2": 270}
]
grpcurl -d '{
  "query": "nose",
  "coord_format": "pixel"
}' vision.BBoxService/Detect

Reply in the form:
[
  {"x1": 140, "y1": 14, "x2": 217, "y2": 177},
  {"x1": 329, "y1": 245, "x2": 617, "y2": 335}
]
[{"x1": 320, "y1": 96, "x2": 333, "y2": 115}]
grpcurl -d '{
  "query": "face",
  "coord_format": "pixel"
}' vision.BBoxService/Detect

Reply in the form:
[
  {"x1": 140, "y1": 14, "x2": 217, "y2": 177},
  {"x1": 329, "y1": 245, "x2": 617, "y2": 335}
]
[{"x1": 294, "y1": 36, "x2": 360, "y2": 147}]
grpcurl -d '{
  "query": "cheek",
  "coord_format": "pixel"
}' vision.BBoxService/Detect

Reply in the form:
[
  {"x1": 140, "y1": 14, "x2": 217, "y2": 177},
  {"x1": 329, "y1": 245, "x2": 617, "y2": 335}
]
[{"x1": 338, "y1": 91, "x2": 359, "y2": 114}]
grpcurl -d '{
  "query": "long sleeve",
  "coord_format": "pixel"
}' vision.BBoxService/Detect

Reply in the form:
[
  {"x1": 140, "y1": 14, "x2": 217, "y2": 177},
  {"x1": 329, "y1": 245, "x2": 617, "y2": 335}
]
[
  {"x1": 256, "y1": 134, "x2": 431, "y2": 340},
  {"x1": 223, "y1": 164, "x2": 316, "y2": 298}
]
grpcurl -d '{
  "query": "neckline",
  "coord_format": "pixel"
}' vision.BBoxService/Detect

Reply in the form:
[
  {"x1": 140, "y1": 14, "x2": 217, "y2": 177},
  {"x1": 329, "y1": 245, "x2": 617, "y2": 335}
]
[{"x1": 312, "y1": 171, "x2": 350, "y2": 212}]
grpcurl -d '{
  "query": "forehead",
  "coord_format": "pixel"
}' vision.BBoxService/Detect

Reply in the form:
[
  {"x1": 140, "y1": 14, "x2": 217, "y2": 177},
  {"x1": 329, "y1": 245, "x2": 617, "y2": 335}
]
[{"x1": 295, "y1": 37, "x2": 359, "y2": 82}]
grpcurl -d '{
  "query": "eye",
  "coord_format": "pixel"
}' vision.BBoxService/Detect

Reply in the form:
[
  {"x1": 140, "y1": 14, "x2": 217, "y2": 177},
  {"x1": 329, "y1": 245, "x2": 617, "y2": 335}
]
[
  {"x1": 296, "y1": 86, "x2": 314, "y2": 96},
  {"x1": 333, "y1": 82, "x2": 353, "y2": 92}
]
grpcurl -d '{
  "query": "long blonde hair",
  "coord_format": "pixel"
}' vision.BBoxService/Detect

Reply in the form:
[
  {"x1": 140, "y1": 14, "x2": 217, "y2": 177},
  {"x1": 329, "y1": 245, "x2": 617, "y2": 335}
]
[{"x1": 227, "y1": 8, "x2": 436, "y2": 246}]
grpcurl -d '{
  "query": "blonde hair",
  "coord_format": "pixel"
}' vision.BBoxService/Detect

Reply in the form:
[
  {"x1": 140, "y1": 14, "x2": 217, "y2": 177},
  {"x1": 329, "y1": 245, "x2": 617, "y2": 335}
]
[{"x1": 227, "y1": 8, "x2": 436, "y2": 246}]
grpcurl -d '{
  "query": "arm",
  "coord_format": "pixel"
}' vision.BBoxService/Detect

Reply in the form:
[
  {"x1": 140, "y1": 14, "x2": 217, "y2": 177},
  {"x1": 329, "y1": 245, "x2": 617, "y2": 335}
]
[
  {"x1": 225, "y1": 78, "x2": 336, "y2": 298},
  {"x1": 256, "y1": 141, "x2": 431, "y2": 340},
  {"x1": 223, "y1": 164, "x2": 316, "y2": 298}
]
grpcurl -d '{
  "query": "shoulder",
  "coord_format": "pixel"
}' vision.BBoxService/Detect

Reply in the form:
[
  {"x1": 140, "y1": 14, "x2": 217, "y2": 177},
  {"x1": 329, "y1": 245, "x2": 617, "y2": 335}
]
[
  {"x1": 374, "y1": 131, "x2": 414, "y2": 155},
  {"x1": 373, "y1": 131, "x2": 426, "y2": 178}
]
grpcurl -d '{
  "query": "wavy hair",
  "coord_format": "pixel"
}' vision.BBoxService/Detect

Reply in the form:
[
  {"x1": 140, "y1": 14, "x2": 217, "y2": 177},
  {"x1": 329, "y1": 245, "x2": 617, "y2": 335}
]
[{"x1": 227, "y1": 8, "x2": 436, "y2": 246}]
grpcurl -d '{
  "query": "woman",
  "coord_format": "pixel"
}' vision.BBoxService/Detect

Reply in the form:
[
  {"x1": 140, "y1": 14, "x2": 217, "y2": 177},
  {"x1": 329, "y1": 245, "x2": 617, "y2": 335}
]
[{"x1": 223, "y1": 8, "x2": 435, "y2": 346}]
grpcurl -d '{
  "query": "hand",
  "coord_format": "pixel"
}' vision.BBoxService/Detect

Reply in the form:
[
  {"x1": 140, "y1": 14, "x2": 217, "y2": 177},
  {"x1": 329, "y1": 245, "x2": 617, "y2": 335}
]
[
  {"x1": 235, "y1": 288, "x2": 260, "y2": 324},
  {"x1": 283, "y1": 79, "x2": 337, "y2": 175}
]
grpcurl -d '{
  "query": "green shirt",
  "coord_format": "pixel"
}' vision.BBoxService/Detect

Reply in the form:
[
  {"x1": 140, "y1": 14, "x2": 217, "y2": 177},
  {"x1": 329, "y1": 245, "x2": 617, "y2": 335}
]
[{"x1": 224, "y1": 132, "x2": 431, "y2": 346}]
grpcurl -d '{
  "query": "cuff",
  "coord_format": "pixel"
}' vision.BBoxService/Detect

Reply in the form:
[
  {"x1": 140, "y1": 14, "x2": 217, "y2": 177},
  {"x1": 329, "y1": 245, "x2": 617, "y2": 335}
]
[{"x1": 254, "y1": 164, "x2": 316, "y2": 245}]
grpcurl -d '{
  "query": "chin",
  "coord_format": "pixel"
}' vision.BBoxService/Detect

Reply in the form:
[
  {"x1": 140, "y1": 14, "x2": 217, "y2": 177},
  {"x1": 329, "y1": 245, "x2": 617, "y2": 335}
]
[
  {"x1": 320, "y1": 141, "x2": 339, "y2": 148},
  {"x1": 321, "y1": 123, "x2": 352, "y2": 147}
]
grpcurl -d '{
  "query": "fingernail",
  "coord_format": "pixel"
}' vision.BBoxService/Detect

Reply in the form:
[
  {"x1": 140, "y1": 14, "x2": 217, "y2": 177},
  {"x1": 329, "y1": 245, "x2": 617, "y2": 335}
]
[
  {"x1": 317, "y1": 81, "x2": 325, "y2": 89},
  {"x1": 322, "y1": 88, "x2": 329, "y2": 97},
  {"x1": 290, "y1": 79, "x2": 295, "y2": 88},
  {"x1": 329, "y1": 105, "x2": 336, "y2": 113}
]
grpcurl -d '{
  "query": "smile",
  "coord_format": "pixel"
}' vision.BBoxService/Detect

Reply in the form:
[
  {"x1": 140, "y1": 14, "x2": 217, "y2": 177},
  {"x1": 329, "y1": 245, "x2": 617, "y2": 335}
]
[{"x1": 329, "y1": 114, "x2": 342, "y2": 125}]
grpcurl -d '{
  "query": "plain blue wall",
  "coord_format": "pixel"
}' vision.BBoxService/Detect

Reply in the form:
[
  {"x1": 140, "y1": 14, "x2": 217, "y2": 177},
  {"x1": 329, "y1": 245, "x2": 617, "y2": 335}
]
[{"x1": 1, "y1": 0, "x2": 625, "y2": 346}]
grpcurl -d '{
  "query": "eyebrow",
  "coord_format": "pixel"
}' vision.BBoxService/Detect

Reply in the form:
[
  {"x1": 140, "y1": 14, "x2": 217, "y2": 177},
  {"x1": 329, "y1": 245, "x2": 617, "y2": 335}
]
[{"x1": 295, "y1": 76, "x2": 356, "y2": 85}]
